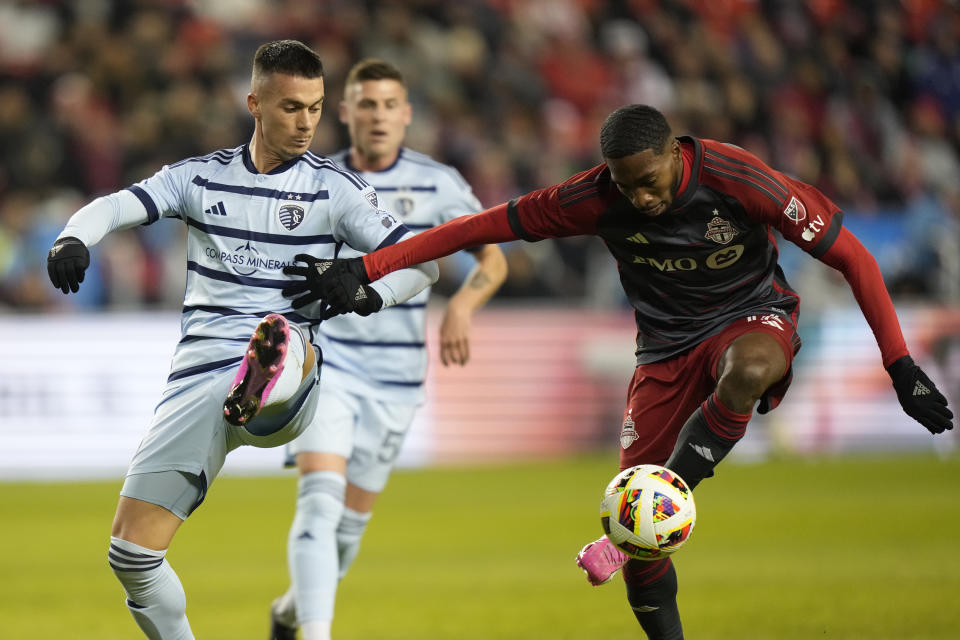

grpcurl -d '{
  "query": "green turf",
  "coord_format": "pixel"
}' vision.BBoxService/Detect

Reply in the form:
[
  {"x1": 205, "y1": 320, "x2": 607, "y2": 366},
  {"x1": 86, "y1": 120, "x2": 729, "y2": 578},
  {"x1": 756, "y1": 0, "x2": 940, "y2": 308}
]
[{"x1": 2, "y1": 453, "x2": 958, "y2": 639}]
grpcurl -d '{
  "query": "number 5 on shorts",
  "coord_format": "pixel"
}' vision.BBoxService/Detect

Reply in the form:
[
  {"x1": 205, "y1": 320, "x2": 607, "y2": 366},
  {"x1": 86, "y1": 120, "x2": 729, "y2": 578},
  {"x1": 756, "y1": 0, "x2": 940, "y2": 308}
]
[{"x1": 377, "y1": 429, "x2": 406, "y2": 463}]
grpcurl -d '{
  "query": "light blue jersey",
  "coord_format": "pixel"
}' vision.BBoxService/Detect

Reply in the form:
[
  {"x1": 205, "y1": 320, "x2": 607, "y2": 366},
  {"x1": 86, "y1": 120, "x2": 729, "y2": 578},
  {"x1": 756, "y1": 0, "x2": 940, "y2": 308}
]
[
  {"x1": 62, "y1": 145, "x2": 434, "y2": 386},
  {"x1": 318, "y1": 147, "x2": 483, "y2": 403}
]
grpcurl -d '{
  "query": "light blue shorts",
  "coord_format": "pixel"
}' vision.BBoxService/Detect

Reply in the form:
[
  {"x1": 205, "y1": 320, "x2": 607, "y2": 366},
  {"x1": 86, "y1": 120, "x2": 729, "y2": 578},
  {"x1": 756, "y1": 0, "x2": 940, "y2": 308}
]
[
  {"x1": 288, "y1": 385, "x2": 418, "y2": 493},
  {"x1": 122, "y1": 350, "x2": 320, "y2": 514}
]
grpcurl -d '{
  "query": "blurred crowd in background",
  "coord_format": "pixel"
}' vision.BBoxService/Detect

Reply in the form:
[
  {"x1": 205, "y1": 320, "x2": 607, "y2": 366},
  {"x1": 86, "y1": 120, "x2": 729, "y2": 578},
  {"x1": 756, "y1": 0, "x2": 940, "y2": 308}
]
[{"x1": 1, "y1": 0, "x2": 959, "y2": 312}]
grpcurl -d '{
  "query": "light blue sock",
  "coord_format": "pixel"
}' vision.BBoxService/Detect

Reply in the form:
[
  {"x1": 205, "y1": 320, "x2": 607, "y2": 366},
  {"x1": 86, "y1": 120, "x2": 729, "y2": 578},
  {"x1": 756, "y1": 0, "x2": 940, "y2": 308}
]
[
  {"x1": 337, "y1": 507, "x2": 372, "y2": 580},
  {"x1": 109, "y1": 537, "x2": 194, "y2": 640},
  {"x1": 288, "y1": 471, "x2": 346, "y2": 625}
]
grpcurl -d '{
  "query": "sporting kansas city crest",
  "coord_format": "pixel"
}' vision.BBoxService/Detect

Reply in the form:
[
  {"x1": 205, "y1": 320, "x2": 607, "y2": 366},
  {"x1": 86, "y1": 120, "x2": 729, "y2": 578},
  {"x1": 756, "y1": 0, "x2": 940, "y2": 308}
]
[{"x1": 278, "y1": 204, "x2": 305, "y2": 231}]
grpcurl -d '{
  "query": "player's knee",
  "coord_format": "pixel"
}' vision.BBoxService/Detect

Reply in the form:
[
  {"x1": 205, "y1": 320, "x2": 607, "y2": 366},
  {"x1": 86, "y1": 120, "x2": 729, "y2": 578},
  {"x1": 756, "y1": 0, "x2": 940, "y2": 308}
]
[{"x1": 719, "y1": 355, "x2": 782, "y2": 401}]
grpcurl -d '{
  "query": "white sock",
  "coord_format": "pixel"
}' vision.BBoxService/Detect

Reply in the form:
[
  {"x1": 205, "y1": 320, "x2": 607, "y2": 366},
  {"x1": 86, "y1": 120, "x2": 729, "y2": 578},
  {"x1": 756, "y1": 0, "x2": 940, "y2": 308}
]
[
  {"x1": 109, "y1": 537, "x2": 194, "y2": 640},
  {"x1": 264, "y1": 323, "x2": 306, "y2": 406},
  {"x1": 289, "y1": 471, "x2": 346, "y2": 627},
  {"x1": 337, "y1": 507, "x2": 372, "y2": 580},
  {"x1": 301, "y1": 619, "x2": 332, "y2": 640}
]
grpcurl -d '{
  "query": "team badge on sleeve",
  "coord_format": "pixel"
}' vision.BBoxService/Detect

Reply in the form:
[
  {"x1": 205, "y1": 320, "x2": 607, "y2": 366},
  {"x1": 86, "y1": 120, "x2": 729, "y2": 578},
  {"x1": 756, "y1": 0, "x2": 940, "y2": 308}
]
[
  {"x1": 278, "y1": 204, "x2": 305, "y2": 231},
  {"x1": 379, "y1": 210, "x2": 398, "y2": 228},
  {"x1": 782, "y1": 196, "x2": 807, "y2": 224}
]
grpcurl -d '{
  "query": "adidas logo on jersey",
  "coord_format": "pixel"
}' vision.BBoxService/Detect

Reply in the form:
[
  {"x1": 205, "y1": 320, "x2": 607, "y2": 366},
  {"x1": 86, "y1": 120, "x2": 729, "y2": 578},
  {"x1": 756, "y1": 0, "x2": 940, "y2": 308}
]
[
  {"x1": 204, "y1": 201, "x2": 227, "y2": 216},
  {"x1": 913, "y1": 381, "x2": 931, "y2": 396}
]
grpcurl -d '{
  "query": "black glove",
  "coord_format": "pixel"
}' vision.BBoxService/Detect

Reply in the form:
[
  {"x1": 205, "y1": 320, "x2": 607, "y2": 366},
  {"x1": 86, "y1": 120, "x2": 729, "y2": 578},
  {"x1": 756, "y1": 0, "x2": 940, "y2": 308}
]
[
  {"x1": 887, "y1": 355, "x2": 953, "y2": 434},
  {"x1": 47, "y1": 236, "x2": 90, "y2": 294},
  {"x1": 282, "y1": 255, "x2": 378, "y2": 316}
]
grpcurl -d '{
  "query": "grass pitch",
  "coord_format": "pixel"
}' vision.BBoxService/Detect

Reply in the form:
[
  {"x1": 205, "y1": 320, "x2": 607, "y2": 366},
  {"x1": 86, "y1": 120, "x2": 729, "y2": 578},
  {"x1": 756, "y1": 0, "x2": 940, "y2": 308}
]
[{"x1": 2, "y1": 453, "x2": 958, "y2": 639}]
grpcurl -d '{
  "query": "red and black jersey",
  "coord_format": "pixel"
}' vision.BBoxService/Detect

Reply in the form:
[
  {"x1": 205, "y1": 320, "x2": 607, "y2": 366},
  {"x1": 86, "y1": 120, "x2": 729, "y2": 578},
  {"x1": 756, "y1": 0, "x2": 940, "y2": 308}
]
[
  {"x1": 364, "y1": 136, "x2": 907, "y2": 368},
  {"x1": 506, "y1": 136, "x2": 843, "y2": 363}
]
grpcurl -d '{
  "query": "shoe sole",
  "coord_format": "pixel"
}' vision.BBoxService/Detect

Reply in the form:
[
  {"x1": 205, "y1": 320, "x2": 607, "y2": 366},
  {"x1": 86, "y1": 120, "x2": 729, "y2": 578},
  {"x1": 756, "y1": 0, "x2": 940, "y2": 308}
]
[
  {"x1": 576, "y1": 542, "x2": 621, "y2": 586},
  {"x1": 223, "y1": 314, "x2": 289, "y2": 426}
]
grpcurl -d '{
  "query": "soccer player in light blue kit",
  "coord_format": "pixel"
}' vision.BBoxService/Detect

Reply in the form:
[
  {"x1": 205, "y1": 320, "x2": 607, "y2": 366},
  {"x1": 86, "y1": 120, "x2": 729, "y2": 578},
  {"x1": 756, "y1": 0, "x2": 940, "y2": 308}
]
[
  {"x1": 269, "y1": 59, "x2": 507, "y2": 640},
  {"x1": 45, "y1": 41, "x2": 438, "y2": 640}
]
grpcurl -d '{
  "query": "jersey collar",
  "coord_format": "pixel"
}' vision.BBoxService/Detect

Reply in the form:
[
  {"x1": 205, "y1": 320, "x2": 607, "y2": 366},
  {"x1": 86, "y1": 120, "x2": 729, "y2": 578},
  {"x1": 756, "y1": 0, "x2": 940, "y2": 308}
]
[
  {"x1": 242, "y1": 143, "x2": 305, "y2": 175},
  {"x1": 670, "y1": 136, "x2": 702, "y2": 211},
  {"x1": 342, "y1": 147, "x2": 405, "y2": 174}
]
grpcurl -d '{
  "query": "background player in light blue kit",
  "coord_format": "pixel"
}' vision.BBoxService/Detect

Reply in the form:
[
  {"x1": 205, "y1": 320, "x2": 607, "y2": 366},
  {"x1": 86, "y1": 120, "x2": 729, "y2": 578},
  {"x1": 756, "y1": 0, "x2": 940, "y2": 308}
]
[
  {"x1": 45, "y1": 41, "x2": 438, "y2": 640},
  {"x1": 269, "y1": 59, "x2": 507, "y2": 640}
]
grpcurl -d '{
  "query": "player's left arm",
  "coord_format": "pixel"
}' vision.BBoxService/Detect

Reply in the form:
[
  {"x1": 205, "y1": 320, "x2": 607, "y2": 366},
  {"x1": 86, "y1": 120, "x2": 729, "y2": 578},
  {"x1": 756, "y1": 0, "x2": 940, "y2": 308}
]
[
  {"x1": 719, "y1": 138, "x2": 954, "y2": 434},
  {"x1": 737, "y1": 157, "x2": 953, "y2": 434},
  {"x1": 439, "y1": 243, "x2": 508, "y2": 366},
  {"x1": 816, "y1": 228, "x2": 953, "y2": 433}
]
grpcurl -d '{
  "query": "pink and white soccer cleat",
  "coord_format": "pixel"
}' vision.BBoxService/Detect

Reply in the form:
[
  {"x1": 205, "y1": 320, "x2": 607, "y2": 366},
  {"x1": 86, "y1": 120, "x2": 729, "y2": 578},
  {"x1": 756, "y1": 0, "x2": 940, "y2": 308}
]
[
  {"x1": 223, "y1": 313, "x2": 290, "y2": 426},
  {"x1": 576, "y1": 536, "x2": 629, "y2": 586}
]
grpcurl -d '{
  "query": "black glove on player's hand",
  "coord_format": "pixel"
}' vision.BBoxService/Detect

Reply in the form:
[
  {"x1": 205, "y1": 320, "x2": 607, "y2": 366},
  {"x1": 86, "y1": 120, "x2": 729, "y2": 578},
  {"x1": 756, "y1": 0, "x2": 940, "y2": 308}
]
[
  {"x1": 47, "y1": 236, "x2": 90, "y2": 294},
  {"x1": 282, "y1": 255, "x2": 377, "y2": 315},
  {"x1": 887, "y1": 355, "x2": 954, "y2": 434}
]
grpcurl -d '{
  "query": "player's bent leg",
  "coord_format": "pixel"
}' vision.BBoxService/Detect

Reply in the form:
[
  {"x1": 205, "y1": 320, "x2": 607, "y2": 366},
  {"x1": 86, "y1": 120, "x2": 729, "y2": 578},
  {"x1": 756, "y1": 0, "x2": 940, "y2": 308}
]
[
  {"x1": 287, "y1": 465, "x2": 347, "y2": 640},
  {"x1": 624, "y1": 558, "x2": 684, "y2": 640},
  {"x1": 110, "y1": 472, "x2": 202, "y2": 640},
  {"x1": 576, "y1": 535, "x2": 630, "y2": 586},
  {"x1": 665, "y1": 332, "x2": 786, "y2": 490},
  {"x1": 235, "y1": 339, "x2": 322, "y2": 449},
  {"x1": 225, "y1": 314, "x2": 311, "y2": 427}
]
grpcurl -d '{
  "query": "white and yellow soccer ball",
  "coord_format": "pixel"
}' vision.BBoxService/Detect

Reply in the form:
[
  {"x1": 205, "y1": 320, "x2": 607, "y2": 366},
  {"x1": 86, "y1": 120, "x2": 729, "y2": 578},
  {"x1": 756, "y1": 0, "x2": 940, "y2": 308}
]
[{"x1": 600, "y1": 464, "x2": 696, "y2": 560}]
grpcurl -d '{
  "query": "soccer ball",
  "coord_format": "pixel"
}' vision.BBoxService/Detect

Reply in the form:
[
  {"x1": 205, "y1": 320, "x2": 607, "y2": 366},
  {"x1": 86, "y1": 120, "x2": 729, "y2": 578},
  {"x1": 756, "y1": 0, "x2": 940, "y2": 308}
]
[{"x1": 600, "y1": 464, "x2": 696, "y2": 560}]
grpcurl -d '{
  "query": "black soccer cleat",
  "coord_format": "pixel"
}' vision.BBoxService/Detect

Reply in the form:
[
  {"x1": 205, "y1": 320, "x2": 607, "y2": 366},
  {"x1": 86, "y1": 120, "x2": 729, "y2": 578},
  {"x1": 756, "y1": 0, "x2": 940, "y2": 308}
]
[{"x1": 269, "y1": 597, "x2": 298, "y2": 640}]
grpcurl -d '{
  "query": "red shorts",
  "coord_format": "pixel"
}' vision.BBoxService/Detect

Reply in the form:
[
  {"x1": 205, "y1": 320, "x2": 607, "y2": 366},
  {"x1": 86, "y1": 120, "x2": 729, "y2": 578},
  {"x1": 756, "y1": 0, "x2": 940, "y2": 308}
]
[{"x1": 618, "y1": 313, "x2": 801, "y2": 470}]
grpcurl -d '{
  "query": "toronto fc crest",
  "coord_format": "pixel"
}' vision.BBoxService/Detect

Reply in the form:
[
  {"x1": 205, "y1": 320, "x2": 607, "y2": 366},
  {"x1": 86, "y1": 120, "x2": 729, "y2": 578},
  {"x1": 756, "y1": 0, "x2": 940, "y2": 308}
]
[
  {"x1": 705, "y1": 215, "x2": 737, "y2": 245},
  {"x1": 620, "y1": 414, "x2": 639, "y2": 449}
]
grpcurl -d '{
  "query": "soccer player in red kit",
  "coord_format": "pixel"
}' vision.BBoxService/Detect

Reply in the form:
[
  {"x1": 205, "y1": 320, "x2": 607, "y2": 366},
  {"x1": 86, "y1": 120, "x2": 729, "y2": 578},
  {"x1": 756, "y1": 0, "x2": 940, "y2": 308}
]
[{"x1": 281, "y1": 104, "x2": 953, "y2": 640}]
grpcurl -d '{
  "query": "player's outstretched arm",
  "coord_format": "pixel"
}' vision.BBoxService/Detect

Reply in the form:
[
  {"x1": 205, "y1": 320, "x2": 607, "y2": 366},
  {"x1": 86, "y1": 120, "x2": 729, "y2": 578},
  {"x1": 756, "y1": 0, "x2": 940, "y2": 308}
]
[
  {"x1": 817, "y1": 227, "x2": 953, "y2": 433},
  {"x1": 283, "y1": 202, "x2": 518, "y2": 314},
  {"x1": 47, "y1": 237, "x2": 90, "y2": 294},
  {"x1": 887, "y1": 355, "x2": 953, "y2": 433},
  {"x1": 439, "y1": 243, "x2": 508, "y2": 366}
]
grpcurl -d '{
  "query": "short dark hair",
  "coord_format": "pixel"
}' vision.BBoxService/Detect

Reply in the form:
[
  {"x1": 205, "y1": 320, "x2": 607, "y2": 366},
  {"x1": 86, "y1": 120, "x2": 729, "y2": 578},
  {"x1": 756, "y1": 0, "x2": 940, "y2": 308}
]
[
  {"x1": 252, "y1": 40, "x2": 324, "y2": 86},
  {"x1": 600, "y1": 105, "x2": 672, "y2": 159},
  {"x1": 345, "y1": 58, "x2": 405, "y2": 87}
]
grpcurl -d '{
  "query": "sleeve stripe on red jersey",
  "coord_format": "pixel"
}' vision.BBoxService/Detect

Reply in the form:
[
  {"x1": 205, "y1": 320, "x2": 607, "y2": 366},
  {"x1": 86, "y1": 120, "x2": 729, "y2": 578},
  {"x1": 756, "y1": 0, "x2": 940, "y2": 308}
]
[
  {"x1": 808, "y1": 210, "x2": 844, "y2": 258},
  {"x1": 558, "y1": 181, "x2": 598, "y2": 208},
  {"x1": 703, "y1": 165, "x2": 785, "y2": 207},
  {"x1": 506, "y1": 198, "x2": 538, "y2": 241},
  {"x1": 704, "y1": 149, "x2": 789, "y2": 197},
  {"x1": 703, "y1": 149, "x2": 789, "y2": 204}
]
